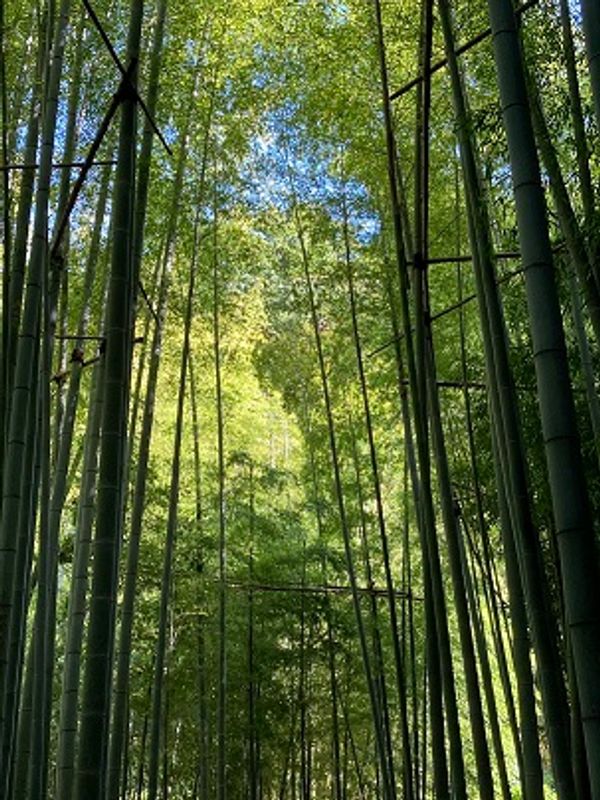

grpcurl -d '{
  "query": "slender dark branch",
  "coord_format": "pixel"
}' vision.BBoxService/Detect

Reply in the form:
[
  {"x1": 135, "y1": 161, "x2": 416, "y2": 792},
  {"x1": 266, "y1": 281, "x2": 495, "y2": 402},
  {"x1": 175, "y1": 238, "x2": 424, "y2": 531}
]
[
  {"x1": 369, "y1": 267, "x2": 525, "y2": 358},
  {"x1": 82, "y1": 0, "x2": 127, "y2": 75},
  {"x1": 407, "y1": 251, "x2": 521, "y2": 265},
  {"x1": 389, "y1": 0, "x2": 539, "y2": 101},
  {"x1": 219, "y1": 580, "x2": 424, "y2": 602},
  {"x1": 81, "y1": 0, "x2": 173, "y2": 156},
  {"x1": 137, "y1": 280, "x2": 160, "y2": 326},
  {"x1": 55, "y1": 334, "x2": 106, "y2": 342},
  {"x1": 50, "y1": 72, "x2": 129, "y2": 257},
  {"x1": 430, "y1": 267, "x2": 524, "y2": 324}
]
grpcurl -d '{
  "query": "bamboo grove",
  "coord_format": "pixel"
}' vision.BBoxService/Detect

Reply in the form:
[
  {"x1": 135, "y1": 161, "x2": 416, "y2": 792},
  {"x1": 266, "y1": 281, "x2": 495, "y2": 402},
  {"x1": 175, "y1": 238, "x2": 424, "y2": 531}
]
[{"x1": 1, "y1": 0, "x2": 600, "y2": 797}]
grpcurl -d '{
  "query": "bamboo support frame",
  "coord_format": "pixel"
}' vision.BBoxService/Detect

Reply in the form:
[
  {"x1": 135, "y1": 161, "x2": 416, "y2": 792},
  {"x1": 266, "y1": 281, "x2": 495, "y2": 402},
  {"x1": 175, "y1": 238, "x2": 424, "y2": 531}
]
[
  {"x1": 0, "y1": 159, "x2": 116, "y2": 171},
  {"x1": 389, "y1": 0, "x2": 539, "y2": 101},
  {"x1": 81, "y1": 0, "x2": 173, "y2": 156}
]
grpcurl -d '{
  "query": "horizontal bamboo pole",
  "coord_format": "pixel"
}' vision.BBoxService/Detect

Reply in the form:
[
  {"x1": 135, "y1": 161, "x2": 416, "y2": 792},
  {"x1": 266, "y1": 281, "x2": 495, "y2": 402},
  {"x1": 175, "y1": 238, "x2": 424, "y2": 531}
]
[
  {"x1": 389, "y1": 0, "x2": 539, "y2": 101},
  {"x1": 222, "y1": 579, "x2": 423, "y2": 601},
  {"x1": 0, "y1": 159, "x2": 116, "y2": 171}
]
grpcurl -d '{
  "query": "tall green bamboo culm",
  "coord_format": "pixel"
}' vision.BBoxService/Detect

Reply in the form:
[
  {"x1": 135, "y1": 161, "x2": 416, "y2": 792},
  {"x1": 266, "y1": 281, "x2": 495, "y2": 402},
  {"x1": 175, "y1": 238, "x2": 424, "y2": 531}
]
[
  {"x1": 107, "y1": 84, "x2": 197, "y2": 800},
  {"x1": 341, "y1": 190, "x2": 413, "y2": 800},
  {"x1": 581, "y1": 0, "x2": 600, "y2": 130},
  {"x1": 74, "y1": 1, "x2": 144, "y2": 796},
  {"x1": 0, "y1": 0, "x2": 71, "y2": 776},
  {"x1": 487, "y1": 1, "x2": 600, "y2": 794},
  {"x1": 293, "y1": 199, "x2": 395, "y2": 800},
  {"x1": 370, "y1": 0, "x2": 465, "y2": 792},
  {"x1": 438, "y1": 1, "x2": 569, "y2": 793},
  {"x1": 146, "y1": 207, "x2": 200, "y2": 800}
]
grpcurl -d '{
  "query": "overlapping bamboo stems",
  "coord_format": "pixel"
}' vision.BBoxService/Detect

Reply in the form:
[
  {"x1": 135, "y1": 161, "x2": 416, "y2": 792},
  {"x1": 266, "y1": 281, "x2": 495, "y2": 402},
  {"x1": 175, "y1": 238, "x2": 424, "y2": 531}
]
[
  {"x1": 412, "y1": 2, "x2": 494, "y2": 789},
  {"x1": 437, "y1": 2, "x2": 579, "y2": 795},
  {"x1": 30, "y1": 27, "x2": 87, "y2": 782},
  {"x1": 455, "y1": 364, "x2": 523, "y2": 788},
  {"x1": 341, "y1": 190, "x2": 413, "y2": 799},
  {"x1": 74, "y1": 1, "x2": 144, "y2": 794},
  {"x1": 29, "y1": 193, "x2": 60, "y2": 797},
  {"x1": 487, "y1": 1, "x2": 600, "y2": 794},
  {"x1": 453, "y1": 281, "x2": 513, "y2": 798},
  {"x1": 453, "y1": 262, "x2": 515, "y2": 800},
  {"x1": 55, "y1": 270, "x2": 109, "y2": 800},
  {"x1": 147, "y1": 192, "x2": 201, "y2": 799},
  {"x1": 382, "y1": 265, "x2": 448, "y2": 800},
  {"x1": 4, "y1": 85, "x2": 39, "y2": 417},
  {"x1": 558, "y1": 0, "x2": 599, "y2": 267},
  {"x1": 214, "y1": 180, "x2": 228, "y2": 800},
  {"x1": 525, "y1": 64, "x2": 600, "y2": 347},
  {"x1": 51, "y1": 243, "x2": 108, "y2": 795},
  {"x1": 455, "y1": 259, "x2": 521, "y2": 797},
  {"x1": 372, "y1": 2, "x2": 463, "y2": 794},
  {"x1": 292, "y1": 199, "x2": 395, "y2": 800},
  {"x1": 1, "y1": 10, "x2": 45, "y2": 474},
  {"x1": 26, "y1": 164, "x2": 110, "y2": 800},
  {"x1": 107, "y1": 81, "x2": 196, "y2": 800},
  {"x1": 580, "y1": 0, "x2": 600, "y2": 130},
  {"x1": 2, "y1": 6, "x2": 68, "y2": 797},
  {"x1": 188, "y1": 353, "x2": 209, "y2": 800},
  {"x1": 305, "y1": 423, "x2": 342, "y2": 800},
  {"x1": 347, "y1": 417, "x2": 398, "y2": 799},
  {"x1": 377, "y1": 0, "x2": 478, "y2": 794},
  {"x1": 568, "y1": 267, "x2": 600, "y2": 465},
  {"x1": 0, "y1": 0, "x2": 71, "y2": 765}
]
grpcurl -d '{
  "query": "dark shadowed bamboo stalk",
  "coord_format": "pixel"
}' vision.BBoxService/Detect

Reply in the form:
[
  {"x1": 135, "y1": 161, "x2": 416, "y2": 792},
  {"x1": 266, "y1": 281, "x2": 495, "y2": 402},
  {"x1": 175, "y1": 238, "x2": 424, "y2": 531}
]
[
  {"x1": 526, "y1": 64, "x2": 600, "y2": 346},
  {"x1": 2, "y1": 344, "x2": 40, "y2": 797},
  {"x1": 581, "y1": 0, "x2": 600, "y2": 129},
  {"x1": 559, "y1": 0, "x2": 597, "y2": 243},
  {"x1": 382, "y1": 264, "x2": 448, "y2": 800},
  {"x1": 568, "y1": 266, "x2": 600, "y2": 465},
  {"x1": 438, "y1": 2, "x2": 568, "y2": 793},
  {"x1": 487, "y1": 2, "x2": 600, "y2": 793},
  {"x1": 55, "y1": 347, "x2": 106, "y2": 800},
  {"x1": 107, "y1": 87, "x2": 196, "y2": 800},
  {"x1": 371, "y1": 0, "x2": 464, "y2": 790},
  {"x1": 74, "y1": 1, "x2": 144, "y2": 794},
  {"x1": 0, "y1": 0, "x2": 71, "y2": 755}
]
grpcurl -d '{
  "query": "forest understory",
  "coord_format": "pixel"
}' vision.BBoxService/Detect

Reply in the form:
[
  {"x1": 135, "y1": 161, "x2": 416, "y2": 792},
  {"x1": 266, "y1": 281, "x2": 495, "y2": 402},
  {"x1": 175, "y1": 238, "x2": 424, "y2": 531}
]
[{"x1": 1, "y1": 0, "x2": 600, "y2": 798}]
